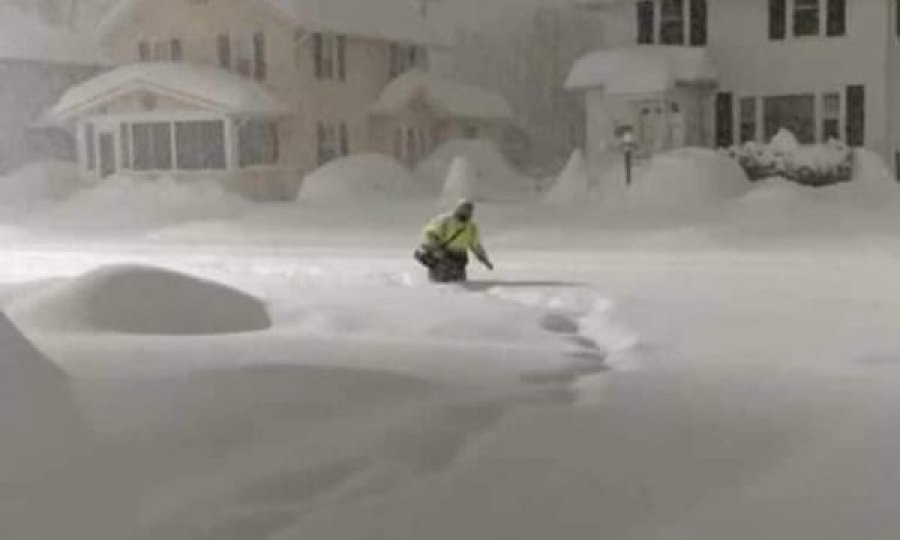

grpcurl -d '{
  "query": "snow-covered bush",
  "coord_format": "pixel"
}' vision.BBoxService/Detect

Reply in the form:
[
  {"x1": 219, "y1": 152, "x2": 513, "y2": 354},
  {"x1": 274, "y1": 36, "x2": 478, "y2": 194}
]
[
  {"x1": 299, "y1": 154, "x2": 424, "y2": 203},
  {"x1": 724, "y1": 129, "x2": 853, "y2": 186}
]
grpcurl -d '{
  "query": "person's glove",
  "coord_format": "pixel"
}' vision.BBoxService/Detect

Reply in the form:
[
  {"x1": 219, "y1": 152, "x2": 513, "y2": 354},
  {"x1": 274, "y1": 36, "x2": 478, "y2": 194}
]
[{"x1": 479, "y1": 256, "x2": 494, "y2": 270}]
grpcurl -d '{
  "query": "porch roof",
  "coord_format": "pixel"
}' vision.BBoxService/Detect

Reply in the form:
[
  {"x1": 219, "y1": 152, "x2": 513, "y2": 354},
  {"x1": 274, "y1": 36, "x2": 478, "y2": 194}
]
[
  {"x1": 48, "y1": 63, "x2": 289, "y2": 123},
  {"x1": 565, "y1": 46, "x2": 718, "y2": 95},
  {"x1": 371, "y1": 70, "x2": 514, "y2": 121}
]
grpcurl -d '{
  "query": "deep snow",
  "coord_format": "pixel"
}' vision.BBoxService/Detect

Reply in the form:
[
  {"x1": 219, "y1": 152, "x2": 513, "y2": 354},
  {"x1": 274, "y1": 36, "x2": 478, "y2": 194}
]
[{"x1": 1, "y1": 147, "x2": 900, "y2": 539}]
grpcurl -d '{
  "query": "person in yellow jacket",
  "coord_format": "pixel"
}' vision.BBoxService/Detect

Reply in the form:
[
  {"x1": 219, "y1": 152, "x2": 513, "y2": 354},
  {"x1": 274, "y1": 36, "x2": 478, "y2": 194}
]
[{"x1": 417, "y1": 199, "x2": 494, "y2": 282}]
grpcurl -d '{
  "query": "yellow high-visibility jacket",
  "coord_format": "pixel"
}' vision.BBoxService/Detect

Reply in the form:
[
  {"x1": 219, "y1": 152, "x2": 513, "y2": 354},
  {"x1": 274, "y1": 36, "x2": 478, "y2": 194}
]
[{"x1": 422, "y1": 213, "x2": 485, "y2": 255}]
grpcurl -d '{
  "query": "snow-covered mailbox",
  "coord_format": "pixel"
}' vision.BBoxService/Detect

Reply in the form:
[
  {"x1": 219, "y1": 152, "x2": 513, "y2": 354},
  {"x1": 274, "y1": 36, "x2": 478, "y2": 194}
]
[
  {"x1": 565, "y1": 46, "x2": 718, "y2": 164},
  {"x1": 44, "y1": 63, "x2": 293, "y2": 200}
]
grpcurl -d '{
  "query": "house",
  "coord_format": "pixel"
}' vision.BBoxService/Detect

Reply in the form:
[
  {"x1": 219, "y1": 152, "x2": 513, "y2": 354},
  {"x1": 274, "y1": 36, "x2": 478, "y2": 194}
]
[
  {"x1": 569, "y1": 0, "x2": 900, "y2": 178},
  {"x1": 45, "y1": 0, "x2": 511, "y2": 200},
  {"x1": 0, "y1": 7, "x2": 108, "y2": 173},
  {"x1": 369, "y1": 69, "x2": 515, "y2": 166}
]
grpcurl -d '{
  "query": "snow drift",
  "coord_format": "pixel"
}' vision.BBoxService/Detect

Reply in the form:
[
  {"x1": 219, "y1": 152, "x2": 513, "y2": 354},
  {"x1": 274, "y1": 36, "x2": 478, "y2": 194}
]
[
  {"x1": 0, "y1": 312, "x2": 88, "y2": 482},
  {"x1": 626, "y1": 148, "x2": 750, "y2": 210},
  {"x1": 299, "y1": 154, "x2": 424, "y2": 203},
  {"x1": 415, "y1": 139, "x2": 535, "y2": 202},
  {"x1": 545, "y1": 149, "x2": 591, "y2": 205},
  {"x1": 0, "y1": 161, "x2": 85, "y2": 217},
  {"x1": 9, "y1": 265, "x2": 271, "y2": 335},
  {"x1": 29, "y1": 175, "x2": 248, "y2": 233}
]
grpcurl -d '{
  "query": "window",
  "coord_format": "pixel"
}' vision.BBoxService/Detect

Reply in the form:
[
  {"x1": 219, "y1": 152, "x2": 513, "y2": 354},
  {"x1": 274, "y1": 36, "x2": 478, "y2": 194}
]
[
  {"x1": 846, "y1": 85, "x2": 865, "y2": 147},
  {"x1": 234, "y1": 36, "x2": 252, "y2": 78},
  {"x1": 152, "y1": 41, "x2": 170, "y2": 61},
  {"x1": 793, "y1": 0, "x2": 820, "y2": 37},
  {"x1": 769, "y1": 0, "x2": 786, "y2": 40},
  {"x1": 822, "y1": 92, "x2": 841, "y2": 142},
  {"x1": 138, "y1": 41, "x2": 150, "y2": 61},
  {"x1": 218, "y1": 34, "x2": 231, "y2": 69},
  {"x1": 132, "y1": 122, "x2": 173, "y2": 171},
  {"x1": 390, "y1": 43, "x2": 426, "y2": 77},
  {"x1": 826, "y1": 0, "x2": 845, "y2": 36},
  {"x1": 253, "y1": 32, "x2": 266, "y2": 81},
  {"x1": 314, "y1": 33, "x2": 347, "y2": 80},
  {"x1": 317, "y1": 121, "x2": 348, "y2": 165},
  {"x1": 715, "y1": 92, "x2": 734, "y2": 148},
  {"x1": 689, "y1": 0, "x2": 707, "y2": 46},
  {"x1": 394, "y1": 125, "x2": 430, "y2": 165},
  {"x1": 637, "y1": 0, "x2": 655, "y2": 44},
  {"x1": 739, "y1": 97, "x2": 757, "y2": 143},
  {"x1": 764, "y1": 94, "x2": 815, "y2": 143},
  {"x1": 176, "y1": 121, "x2": 226, "y2": 170},
  {"x1": 660, "y1": 0, "x2": 685, "y2": 45},
  {"x1": 238, "y1": 120, "x2": 279, "y2": 167},
  {"x1": 84, "y1": 123, "x2": 95, "y2": 171},
  {"x1": 171, "y1": 39, "x2": 183, "y2": 62}
]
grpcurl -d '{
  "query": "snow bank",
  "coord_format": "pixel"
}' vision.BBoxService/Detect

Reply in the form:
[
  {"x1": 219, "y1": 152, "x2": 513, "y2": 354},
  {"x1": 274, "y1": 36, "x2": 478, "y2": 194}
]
[
  {"x1": 0, "y1": 312, "x2": 88, "y2": 482},
  {"x1": 31, "y1": 175, "x2": 248, "y2": 232},
  {"x1": 299, "y1": 154, "x2": 424, "y2": 203},
  {"x1": 10, "y1": 265, "x2": 271, "y2": 335},
  {"x1": 415, "y1": 139, "x2": 535, "y2": 202},
  {"x1": 627, "y1": 148, "x2": 750, "y2": 210},
  {"x1": 544, "y1": 149, "x2": 591, "y2": 205},
  {"x1": 0, "y1": 161, "x2": 84, "y2": 215}
]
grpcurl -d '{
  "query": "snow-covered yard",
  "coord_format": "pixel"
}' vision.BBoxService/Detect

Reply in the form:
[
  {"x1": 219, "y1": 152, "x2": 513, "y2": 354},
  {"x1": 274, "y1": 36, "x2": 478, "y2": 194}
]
[{"x1": 1, "y1": 148, "x2": 900, "y2": 539}]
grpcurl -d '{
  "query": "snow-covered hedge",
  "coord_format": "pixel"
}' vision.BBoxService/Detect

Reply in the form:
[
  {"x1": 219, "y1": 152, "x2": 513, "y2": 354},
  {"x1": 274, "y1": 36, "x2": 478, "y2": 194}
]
[{"x1": 723, "y1": 129, "x2": 853, "y2": 187}]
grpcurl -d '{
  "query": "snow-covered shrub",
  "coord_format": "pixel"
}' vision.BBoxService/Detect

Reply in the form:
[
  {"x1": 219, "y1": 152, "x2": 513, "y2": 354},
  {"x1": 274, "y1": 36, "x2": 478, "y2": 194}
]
[
  {"x1": 723, "y1": 129, "x2": 853, "y2": 186},
  {"x1": 299, "y1": 154, "x2": 425, "y2": 203}
]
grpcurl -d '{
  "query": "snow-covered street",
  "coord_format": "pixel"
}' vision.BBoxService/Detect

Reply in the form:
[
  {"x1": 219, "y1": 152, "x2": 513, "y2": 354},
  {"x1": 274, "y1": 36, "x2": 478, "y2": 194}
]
[{"x1": 2, "y1": 237, "x2": 899, "y2": 540}]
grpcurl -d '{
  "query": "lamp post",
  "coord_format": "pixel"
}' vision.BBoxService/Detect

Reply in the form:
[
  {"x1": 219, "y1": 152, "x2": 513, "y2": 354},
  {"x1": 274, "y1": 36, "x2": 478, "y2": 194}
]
[{"x1": 619, "y1": 127, "x2": 638, "y2": 188}]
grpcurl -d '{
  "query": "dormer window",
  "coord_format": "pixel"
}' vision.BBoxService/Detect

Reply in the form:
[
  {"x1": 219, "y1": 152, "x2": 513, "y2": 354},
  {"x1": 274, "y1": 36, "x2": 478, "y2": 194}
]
[
  {"x1": 314, "y1": 33, "x2": 347, "y2": 81},
  {"x1": 636, "y1": 0, "x2": 707, "y2": 46}
]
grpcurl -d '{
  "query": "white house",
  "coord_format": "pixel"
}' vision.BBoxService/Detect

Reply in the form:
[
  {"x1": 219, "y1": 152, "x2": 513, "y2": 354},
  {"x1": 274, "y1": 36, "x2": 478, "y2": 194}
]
[
  {"x1": 570, "y1": 0, "x2": 900, "y2": 178},
  {"x1": 0, "y1": 6, "x2": 108, "y2": 172}
]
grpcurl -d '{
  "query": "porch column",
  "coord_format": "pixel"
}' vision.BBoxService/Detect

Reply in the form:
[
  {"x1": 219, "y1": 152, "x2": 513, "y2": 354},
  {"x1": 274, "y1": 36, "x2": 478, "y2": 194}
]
[{"x1": 224, "y1": 118, "x2": 237, "y2": 171}]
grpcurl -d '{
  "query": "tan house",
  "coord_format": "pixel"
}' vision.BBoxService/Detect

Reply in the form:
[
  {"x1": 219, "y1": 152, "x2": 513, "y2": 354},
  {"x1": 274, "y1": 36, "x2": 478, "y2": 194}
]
[
  {"x1": 369, "y1": 69, "x2": 515, "y2": 166},
  {"x1": 48, "y1": 0, "x2": 510, "y2": 200}
]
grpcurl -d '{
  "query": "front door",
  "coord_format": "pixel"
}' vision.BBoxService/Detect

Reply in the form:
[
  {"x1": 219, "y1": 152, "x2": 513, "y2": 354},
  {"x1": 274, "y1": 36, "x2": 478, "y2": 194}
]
[{"x1": 98, "y1": 131, "x2": 116, "y2": 178}]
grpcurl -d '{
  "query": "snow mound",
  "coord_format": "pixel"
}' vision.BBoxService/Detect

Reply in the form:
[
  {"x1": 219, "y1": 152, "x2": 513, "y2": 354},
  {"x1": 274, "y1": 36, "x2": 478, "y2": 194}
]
[
  {"x1": 0, "y1": 312, "x2": 88, "y2": 482},
  {"x1": 441, "y1": 156, "x2": 477, "y2": 202},
  {"x1": 415, "y1": 139, "x2": 535, "y2": 202},
  {"x1": 0, "y1": 161, "x2": 84, "y2": 214},
  {"x1": 544, "y1": 149, "x2": 591, "y2": 205},
  {"x1": 32, "y1": 175, "x2": 247, "y2": 232},
  {"x1": 299, "y1": 154, "x2": 423, "y2": 202},
  {"x1": 10, "y1": 265, "x2": 271, "y2": 336},
  {"x1": 628, "y1": 148, "x2": 750, "y2": 209}
]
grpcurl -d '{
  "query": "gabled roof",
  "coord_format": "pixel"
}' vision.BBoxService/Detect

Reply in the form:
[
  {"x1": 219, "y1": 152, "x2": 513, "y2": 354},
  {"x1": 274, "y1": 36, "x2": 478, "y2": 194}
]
[
  {"x1": 372, "y1": 70, "x2": 514, "y2": 121},
  {"x1": 565, "y1": 46, "x2": 717, "y2": 95},
  {"x1": 99, "y1": 0, "x2": 446, "y2": 47},
  {"x1": 0, "y1": 6, "x2": 110, "y2": 66},
  {"x1": 49, "y1": 63, "x2": 288, "y2": 122}
]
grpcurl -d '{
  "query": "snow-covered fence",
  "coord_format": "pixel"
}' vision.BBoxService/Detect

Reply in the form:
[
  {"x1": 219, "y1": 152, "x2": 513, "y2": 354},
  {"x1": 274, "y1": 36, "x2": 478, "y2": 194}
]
[{"x1": 722, "y1": 129, "x2": 853, "y2": 187}]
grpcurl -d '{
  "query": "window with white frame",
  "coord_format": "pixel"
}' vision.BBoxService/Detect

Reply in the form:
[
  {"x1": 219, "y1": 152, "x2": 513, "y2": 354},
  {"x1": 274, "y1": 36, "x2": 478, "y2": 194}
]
[
  {"x1": 238, "y1": 120, "x2": 279, "y2": 168},
  {"x1": 317, "y1": 121, "x2": 349, "y2": 166},
  {"x1": 636, "y1": 0, "x2": 706, "y2": 46},
  {"x1": 176, "y1": 121, "x2": 226, "y2": 170},
  {"x1": 389, "y1": 43, "x2": 426, "y2": 77},
  {"x1": 131, "y1": 122, "x2": 173, "y2": 171},
  {"x1": 314, "y1": 33, "x2": 347, "y2": 81},
  {"x1": 138, "y1": 39, "x2": 183, "y2": 62},
  {"x1": 821, "y1": 92, "x2": 841, "y2": 142},
  {"x1": 764, "y1": 94, "x2": 815, "y2": 144},
  {"x1": 660, "y1": 0, "x2": 685, "y2": 45},
  {"x1": 216, "y1": 32, "x2": 265, "y2": 79},
  {"x1": 770, "y1": 0, "x2": 846, "y2": 40}
]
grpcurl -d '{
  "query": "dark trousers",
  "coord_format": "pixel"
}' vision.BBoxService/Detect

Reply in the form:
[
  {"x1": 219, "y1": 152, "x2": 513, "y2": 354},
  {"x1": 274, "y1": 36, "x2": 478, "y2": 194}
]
[{"x1": 428, "y1": 250, "x2": 468, "y2": 283}]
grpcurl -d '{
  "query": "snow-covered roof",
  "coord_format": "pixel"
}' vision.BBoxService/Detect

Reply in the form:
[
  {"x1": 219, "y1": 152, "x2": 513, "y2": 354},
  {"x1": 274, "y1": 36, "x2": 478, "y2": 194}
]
[
  {"x1": 99, "y1": 0, "x2": 446, "y2": 47},
  {"x1": 0, "y1": 7, "x2": 110, "y2": 66},
  {"x1": 565, "y1": 46, "x2": 717, "y2": 95},
  {"x1": 49, "y1": 63, "x2": 288, "y2": 122},
  {"x1": 372, "y1": 70, "x2": 514, "y2": 121}
]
